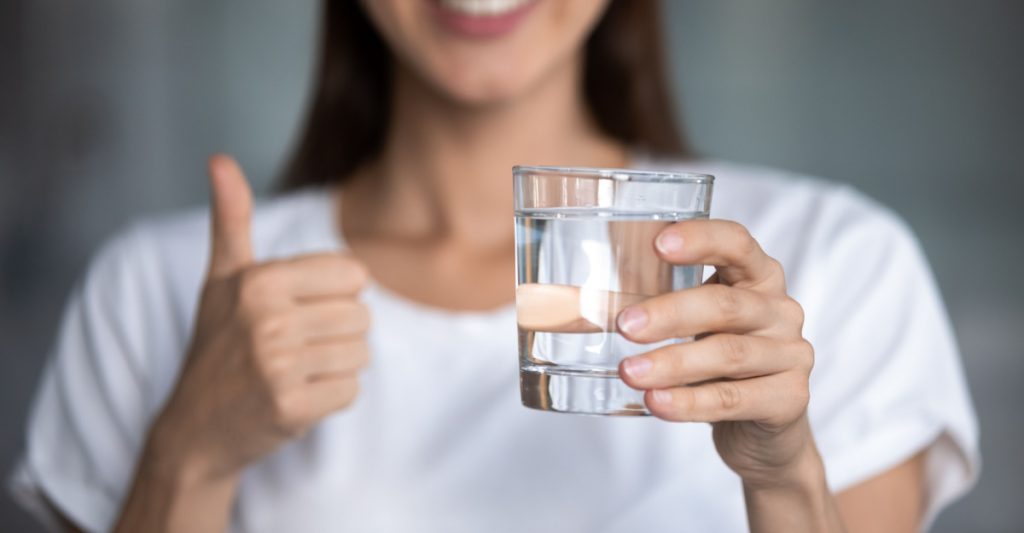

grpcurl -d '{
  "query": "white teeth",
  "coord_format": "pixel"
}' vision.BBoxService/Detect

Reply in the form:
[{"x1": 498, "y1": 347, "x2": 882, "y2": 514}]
[{"x1": 439, "y1": 0, "x2": 532, "y2": 17}]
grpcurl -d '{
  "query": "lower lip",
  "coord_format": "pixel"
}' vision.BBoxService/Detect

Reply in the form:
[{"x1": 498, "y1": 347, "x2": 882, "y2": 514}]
[{"x1": 429, "y1": 0, "x2": 539, "y2": 39}]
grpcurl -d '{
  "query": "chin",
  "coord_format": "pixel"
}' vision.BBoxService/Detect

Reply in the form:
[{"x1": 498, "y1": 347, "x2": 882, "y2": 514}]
[{"x1": 421, "y1": 60, "x2": 542, "y2": 108}]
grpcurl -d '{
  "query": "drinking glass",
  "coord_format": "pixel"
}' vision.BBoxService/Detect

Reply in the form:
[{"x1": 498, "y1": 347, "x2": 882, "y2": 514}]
[{"x1": 514, "y1": 165, "x2": 714, "y2": 415}]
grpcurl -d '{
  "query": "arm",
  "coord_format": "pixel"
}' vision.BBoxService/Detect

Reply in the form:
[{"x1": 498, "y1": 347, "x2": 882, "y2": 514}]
[
  {"x1": 43, "y1": 412, "x2": 264, "y2": 532},
  {"x1": 112, "y1": 417, "x2": 239, "y2": 532},
  {"x1": 741, "y1": 430, "x2": 847, "y2": 533},
  {"x1": 42, "y1": 435, "x2": 238, "y2": 533},
  {"x1": 837, "y1": 451, "x2": 926, "y2": 533},
  {"x1": 736, "y1": 430, "x2": 925, "y2": 533}
]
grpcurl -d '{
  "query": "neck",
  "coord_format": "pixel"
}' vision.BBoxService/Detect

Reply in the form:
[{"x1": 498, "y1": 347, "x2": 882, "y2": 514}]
[{"x1": 342, "y1": 55, "x2": 626, "y2": 250}]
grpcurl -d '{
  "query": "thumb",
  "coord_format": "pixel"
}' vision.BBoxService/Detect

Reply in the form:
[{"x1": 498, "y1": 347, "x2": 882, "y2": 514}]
[{"x1": 207, "y1": 154, "x2": 253, "y2": 279}]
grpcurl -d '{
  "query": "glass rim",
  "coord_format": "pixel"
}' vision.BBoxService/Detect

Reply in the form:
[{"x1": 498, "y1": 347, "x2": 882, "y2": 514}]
[{"x1": 513, "y1": 165, "x2": 714, "y2": 184}]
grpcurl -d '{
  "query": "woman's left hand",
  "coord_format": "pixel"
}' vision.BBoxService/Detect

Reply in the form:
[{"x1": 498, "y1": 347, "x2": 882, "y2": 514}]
[{"x1": 617, "y1": 219, "x2": 817, "y2": 489}]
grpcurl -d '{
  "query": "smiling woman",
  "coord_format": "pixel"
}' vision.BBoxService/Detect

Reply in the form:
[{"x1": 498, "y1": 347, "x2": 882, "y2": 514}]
[{"x1": 8, "y1": 1, "x2": 978, "y2": 532}]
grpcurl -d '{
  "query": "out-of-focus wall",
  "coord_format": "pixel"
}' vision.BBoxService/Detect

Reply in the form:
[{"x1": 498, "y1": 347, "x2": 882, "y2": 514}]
[{"x1": 1, "y1": 1, "x2": 1020, "y2": 531}]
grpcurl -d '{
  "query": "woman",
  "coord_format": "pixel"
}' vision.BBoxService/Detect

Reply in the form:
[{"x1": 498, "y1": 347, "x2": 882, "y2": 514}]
[{"x1": 10, "y1": 1, "x2": 978, "y2": 531}]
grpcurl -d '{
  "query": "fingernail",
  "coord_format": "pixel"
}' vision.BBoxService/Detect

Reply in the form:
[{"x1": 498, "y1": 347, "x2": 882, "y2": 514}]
[
  {"x1": 656, "y1": 232, "x2": 684, "y2": 254},
  {"x1": 622, "y1": 357, "x2": 652, "y2": 379},
  {"x1": 651, "y1": 389, "x2": 673, "y2": 404},
  {"x1": 617, "y1": 307, "x2": 648, "y2": 334}
]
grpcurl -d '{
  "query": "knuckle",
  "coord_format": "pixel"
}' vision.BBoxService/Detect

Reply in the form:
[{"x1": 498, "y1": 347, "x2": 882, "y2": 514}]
[
  {"x1": 324, "y1": 377, "x2": 360, "y2": 411},
  {"x1": 330, "y1": 340, "x2": 370, "y2": 373},
  {"x1": 712, "y1": 286, "x2": 743, "y2": 322},
  {"x1": 719, "y1": 335, "x2": 748, "y2": 370},
  {"x1": 780, "y1": 296, "x2": 805, "y2": 327},
  {"x1": 340, "y1": 257, "x2": 370, "y2": 287},
  {"x1": 250, "y1": 313, "x2": 290, "y2": 342},
  {"x1": 255, "y1": 350, "x2": 291, "y2": 380},
  {"x1": 721, "y1": 219, "x2": 744, "y2": 237},
  {"x1": 715, "y1": 382, "x2": 743, "y2": 412},
  {"x1": 794, "y1": 339, "x2": 815, "y2": 373},
  {"x1": 766, "y1": 257, "x2": 786, "y2": 280},
  {"x1": 310, "y1": 254, "x2": 369, "y2": 291},
  {"x1": 349, "y1": 303, "x2": 372, "y2": 331},
  {"x1": 726, "y1": 221, "x2": 757, "y2": 254},
  {"x1": 271, "y1": 392, "x2": 307, "y2": 432}
]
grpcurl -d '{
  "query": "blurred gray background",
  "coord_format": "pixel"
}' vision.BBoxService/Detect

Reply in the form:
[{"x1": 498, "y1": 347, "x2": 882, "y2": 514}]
[{"x1": 1, "y1": 0, "x2": 1021, "y2": 531}]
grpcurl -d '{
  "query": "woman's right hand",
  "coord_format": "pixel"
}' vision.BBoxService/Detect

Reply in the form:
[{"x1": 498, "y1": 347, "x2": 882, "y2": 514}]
[
  {"x1": 149, "y1": 155, "x2": 371, "y2": 485},
  {"x1": 114, "y1": 156, "x2": 370, "y2": 531}
]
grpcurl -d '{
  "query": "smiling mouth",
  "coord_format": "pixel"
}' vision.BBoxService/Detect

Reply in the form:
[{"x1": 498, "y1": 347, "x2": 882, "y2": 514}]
[
  {"x1": 431, "y1": 0, "x2": 539, "y2": 38},
  {"x1": 438, "y1": 0, "x2": 535, "y2": 17}
]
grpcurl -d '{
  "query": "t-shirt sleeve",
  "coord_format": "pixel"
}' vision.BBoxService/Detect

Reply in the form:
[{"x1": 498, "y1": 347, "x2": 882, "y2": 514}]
[
  {"x1": 800, "y1": 187, "x2": 980, "y2": 528},
  {"x1": 7, "y1": 224, "x2": 165, "y2": 533}
]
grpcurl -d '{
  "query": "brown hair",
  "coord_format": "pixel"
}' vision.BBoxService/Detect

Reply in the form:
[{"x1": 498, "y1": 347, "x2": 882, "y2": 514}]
[{"x1": 281, "y1": 0, "x2": 689, "y2": 190}]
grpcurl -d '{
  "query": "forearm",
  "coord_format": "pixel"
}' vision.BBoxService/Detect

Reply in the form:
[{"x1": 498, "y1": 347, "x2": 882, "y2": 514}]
[
  {"x1": 114, "y1": 419, "x2": 239, "y2": 533},
  {"x1": 743, "y1": 444, "x2": 847, "y2": 533}
]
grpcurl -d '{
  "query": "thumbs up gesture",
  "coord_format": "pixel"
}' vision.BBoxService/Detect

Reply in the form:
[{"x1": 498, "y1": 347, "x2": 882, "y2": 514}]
[{"x1": 151, "y1": 155, "x2": 371, "y2": 482}]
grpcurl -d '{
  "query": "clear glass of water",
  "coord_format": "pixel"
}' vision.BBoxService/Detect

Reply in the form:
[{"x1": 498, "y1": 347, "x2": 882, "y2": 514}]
[{"x1": 514, "y1": 165, "x2": 714, "y2": 416}]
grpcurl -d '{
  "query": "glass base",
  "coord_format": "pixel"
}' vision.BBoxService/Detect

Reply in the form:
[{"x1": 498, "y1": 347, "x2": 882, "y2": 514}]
[{"x1": 520, "y1": 366, "x2": 651, "y2": 416}]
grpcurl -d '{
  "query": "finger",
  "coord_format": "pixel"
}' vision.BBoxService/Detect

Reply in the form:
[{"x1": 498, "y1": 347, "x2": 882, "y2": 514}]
[
  {"x1": 619, "y1": 334, "x2": 814, "y2": 390},
  {"x1": 235, "y1": 255, "x2": 369, "y2": 314},
  {"x1": 644, "y1": 371, "x2": 809, "y2": 426},
  {"x1": 654, "y1": 219, "x2": 785, "y2": 292},
  {"x1": 299, "y1": 338, "x2": 371, "y2": 381},
  {"x1": 207, "y1": 154, "x2": 254, "y2": 279},
  {"x1": 515, "y1": 283, "x2": 647, "y2": 333},
  {"x1": 304, "y1": 376, "x2": 361, "y2": 416},
  {"x1": 294, "y1": 300, "x2": 371, "y2": 342},
  {"x1": 263, "y1": 338, "x2": 371, "y2": 386},
  {"x1": 616, "y1": 284, "x2": 780, "y2": 343},
  {"x1": 280, "y1": 253, "x2": 370, "y2": 300}
]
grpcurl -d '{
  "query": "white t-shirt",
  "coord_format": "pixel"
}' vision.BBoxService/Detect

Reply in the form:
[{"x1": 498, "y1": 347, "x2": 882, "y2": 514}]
[{"x1": 9, "y1": 158, "x2": 979, "y2": 532}]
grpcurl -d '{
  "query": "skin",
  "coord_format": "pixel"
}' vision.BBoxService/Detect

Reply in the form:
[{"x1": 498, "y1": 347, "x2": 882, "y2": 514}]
[{"x1": 47, "y1": 0, "x2": 927, "y2": 531}]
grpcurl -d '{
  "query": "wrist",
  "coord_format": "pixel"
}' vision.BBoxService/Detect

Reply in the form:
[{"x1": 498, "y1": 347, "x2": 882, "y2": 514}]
[
  {"x1": 742, "y1": 442, "x2": 846, "y2": 533},
  {"x1": 114, "y1": 414, "x2": 241, "y2": 533},
  {"x1": 742, "y1": 438, "x2": 825, "y2": 493},
  {"x1": 144, "y1": 408, "x2": 239, "y2": 490}
]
